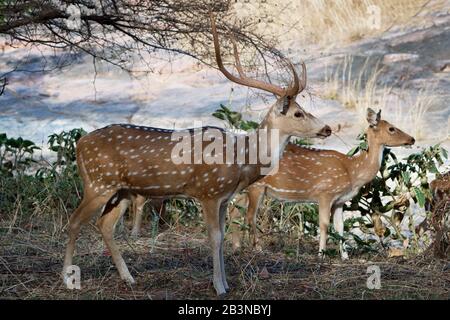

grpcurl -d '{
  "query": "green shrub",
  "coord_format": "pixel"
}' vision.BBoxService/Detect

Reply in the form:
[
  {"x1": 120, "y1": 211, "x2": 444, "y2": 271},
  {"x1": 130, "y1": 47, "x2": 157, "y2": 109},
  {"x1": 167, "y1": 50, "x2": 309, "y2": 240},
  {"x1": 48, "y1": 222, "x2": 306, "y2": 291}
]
[
  {"x1": 344, "y1": 133, "x2": 447, "y2": 249},
  {"x1": 0, "y1": 129, "x2": 85, "y2": 233},
  {"x1": 0, "y1": 133, "x2": 40, "y2": 176}
]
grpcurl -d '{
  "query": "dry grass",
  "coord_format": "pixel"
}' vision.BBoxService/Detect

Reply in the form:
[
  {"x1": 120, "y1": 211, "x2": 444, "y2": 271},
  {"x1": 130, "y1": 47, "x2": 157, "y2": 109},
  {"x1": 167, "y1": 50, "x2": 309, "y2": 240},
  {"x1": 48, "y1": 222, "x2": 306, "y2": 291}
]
[
  {"x1": 320, "y1": 54, "x2": 438, "y2": 140},
  {"x1": 1, "y1": 219, "x2": 449, "y2": 300},
  {"x1": 403, "y1": 88, "x2": 438, "y2": 140},
  {"x1": 234, "y1": 0, "x2": 444, "y2": 47},
  {"x1": 322, "y1": 56, "x2": 385, "y2": 128}
]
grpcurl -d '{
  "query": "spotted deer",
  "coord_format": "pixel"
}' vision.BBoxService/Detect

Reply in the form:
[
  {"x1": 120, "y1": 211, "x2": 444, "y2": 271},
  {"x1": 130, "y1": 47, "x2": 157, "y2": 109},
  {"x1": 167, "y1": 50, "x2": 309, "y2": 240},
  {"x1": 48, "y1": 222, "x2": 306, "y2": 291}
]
[
  {"x1": 229, "y1": 108, "x2": 415, "y2": 259},
  {"x1": 62, "y1": 14, "x2": 331, "y2": 296},
  {"x1": 430, "y1": 171, "x2": 450, "y2": 204},
  {"x1": 415, "y1": 171, "x2": 450, "y2": 236}
]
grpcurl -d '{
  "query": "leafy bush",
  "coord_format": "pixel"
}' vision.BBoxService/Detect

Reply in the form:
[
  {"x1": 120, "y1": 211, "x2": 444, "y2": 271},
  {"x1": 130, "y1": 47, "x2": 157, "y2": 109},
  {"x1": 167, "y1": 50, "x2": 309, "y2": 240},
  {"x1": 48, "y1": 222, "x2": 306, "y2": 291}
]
[
  {"x1": 0, "y1": 133, "x2": 40, "y2": 176},
  {"x1": 48, "y1": 128, "x2": 86, "y2": 166},
  {"x1": 344, "y1": 134, "x2": 448, "y2": 249},
  {"x1": 0, "y1": 129, "x2": 85, "y2": 233}
]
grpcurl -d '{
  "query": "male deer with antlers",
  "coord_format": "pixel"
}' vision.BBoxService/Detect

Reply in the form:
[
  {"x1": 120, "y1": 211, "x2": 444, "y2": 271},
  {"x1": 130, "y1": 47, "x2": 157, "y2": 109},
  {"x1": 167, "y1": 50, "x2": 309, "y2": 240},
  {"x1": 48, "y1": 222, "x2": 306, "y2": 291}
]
[
  {"x1": 62, "y1": 14, "x2": 331, "y2": 295},
  {"x1": 229, "y1": 108, "x2": 415, "y2": 259}
]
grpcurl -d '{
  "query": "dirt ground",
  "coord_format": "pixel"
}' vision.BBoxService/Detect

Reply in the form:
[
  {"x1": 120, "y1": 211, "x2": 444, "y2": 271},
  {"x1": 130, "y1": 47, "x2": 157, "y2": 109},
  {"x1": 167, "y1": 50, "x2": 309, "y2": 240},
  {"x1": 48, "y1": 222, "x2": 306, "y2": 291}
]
[{"x1": 0, "y1": 222, "x2": 448, "y2": 300}]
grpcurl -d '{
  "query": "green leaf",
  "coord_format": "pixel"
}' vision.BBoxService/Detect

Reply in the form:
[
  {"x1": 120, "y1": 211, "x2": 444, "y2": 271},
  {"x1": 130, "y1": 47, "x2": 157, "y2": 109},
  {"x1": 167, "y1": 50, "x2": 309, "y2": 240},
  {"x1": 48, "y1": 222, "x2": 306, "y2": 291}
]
[
  {"x1": 246, "y1": 121, "x2": 259, "y2": 130},
  {"x1": 212, "y1": 112, "x2": 225, "y2": 120},
  {"x1": 441, "y1": 147, "x2": 448, "y2": 159},
  {"x1": 219, "y1": 104, "x2": 230, "y2": 112},
  {"x1": 6, "y1": 138, "x2": 19, "y2": 148},
  {"x1": 294, "y1": 138, "x2": 312, "y2": 146},
  {"x1": 329, "y1": 230, "x2": 346, "y2": 242},
  {"x1": 346, "y1": 146, "x2": 359, "y2": 156},
  {"x1": 413, "y1": 187, "x2": 425, "y2": 207},
  {"x1": 0, "y1": 133, "x2": 7, "y2": 144},
  {"x1": 22, "y1": 140, "x2": 35, "y2": 148},
  {"x1": 429, "y1": 163, "x2": 439, "y2": 174},
  {"x1": 360, "y1": 141, "x2": 368, "y2": 150},
  {"x1": 401, "y1": 171, "x2": 410, "y2": 184},
  {"x1": 228, "y1": 112, "x2": 242, "y2": 123}
]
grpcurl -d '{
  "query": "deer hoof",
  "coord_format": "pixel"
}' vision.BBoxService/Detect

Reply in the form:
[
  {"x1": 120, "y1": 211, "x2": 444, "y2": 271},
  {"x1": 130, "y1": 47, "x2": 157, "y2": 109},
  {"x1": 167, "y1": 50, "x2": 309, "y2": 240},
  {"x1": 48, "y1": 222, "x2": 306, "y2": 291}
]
[
  {"x1": 217, "y1": 291, "x2": 228, "y2": 299},
  {"x1": 122, "y1": 275, "x2": 136, "y2": 285},
  {"x1": 214, "y1": 284, "x2": 227, "y2": 297}
]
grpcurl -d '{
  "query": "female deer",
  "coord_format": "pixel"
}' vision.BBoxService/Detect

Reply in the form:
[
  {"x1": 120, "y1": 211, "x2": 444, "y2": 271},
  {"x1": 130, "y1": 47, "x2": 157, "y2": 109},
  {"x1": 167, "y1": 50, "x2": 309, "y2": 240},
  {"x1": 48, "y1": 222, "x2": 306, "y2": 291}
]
[{"x1": 230, "y1": 108, "x2": 415, "y2": 259}]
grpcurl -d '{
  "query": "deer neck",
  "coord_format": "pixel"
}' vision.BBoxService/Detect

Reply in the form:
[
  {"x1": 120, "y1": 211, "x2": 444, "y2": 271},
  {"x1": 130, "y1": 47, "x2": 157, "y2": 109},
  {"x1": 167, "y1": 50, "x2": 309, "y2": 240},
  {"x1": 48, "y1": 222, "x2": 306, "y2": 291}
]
[
  {"x1": 259, "y1": 113, "x2": 291, "y2": 162},
  {"x1": 349, "y1": 130, "x2": 384, "y2": 188}
]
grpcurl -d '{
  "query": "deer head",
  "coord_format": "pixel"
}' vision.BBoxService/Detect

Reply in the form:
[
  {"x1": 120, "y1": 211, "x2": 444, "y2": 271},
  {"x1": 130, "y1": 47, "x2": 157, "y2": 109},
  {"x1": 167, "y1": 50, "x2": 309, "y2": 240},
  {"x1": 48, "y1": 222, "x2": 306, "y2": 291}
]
[
  {"x1": 210, "y1": 14, "x2": 331, "y2": 141},
  {"x1": 366, "y1": 108, "x2": 415, "y2": 147}
]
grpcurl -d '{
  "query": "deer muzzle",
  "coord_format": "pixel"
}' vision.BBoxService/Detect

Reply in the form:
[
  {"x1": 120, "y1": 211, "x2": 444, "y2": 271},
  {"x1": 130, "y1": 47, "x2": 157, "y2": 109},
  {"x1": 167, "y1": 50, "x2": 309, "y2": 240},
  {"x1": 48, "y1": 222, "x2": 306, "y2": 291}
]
[{"x1": 317, "y1": 125, "x2": 332, "y2": 138}]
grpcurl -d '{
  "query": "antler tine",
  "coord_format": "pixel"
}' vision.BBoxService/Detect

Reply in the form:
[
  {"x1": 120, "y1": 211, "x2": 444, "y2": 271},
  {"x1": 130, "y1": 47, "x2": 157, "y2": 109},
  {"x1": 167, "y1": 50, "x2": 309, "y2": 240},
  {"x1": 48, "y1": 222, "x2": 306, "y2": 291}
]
[
  {"x1": 285, "y1": 61, "x2": 300, "y2": 98},
  {"x1": 300, "y1": 61, "x2": 307, "y2": 93},
  {"x1": 210, "y1": 13, "x2": 285, "y2": 97}
]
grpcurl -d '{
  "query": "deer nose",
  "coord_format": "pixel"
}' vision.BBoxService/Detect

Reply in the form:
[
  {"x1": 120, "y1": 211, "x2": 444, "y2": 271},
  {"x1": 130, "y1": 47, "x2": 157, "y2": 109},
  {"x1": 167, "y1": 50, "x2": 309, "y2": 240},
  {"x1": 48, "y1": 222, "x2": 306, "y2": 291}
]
[
  {"x1": 319, "y1": 125, "x2": 332, "y2": 137},
  {"x1": 409, "y1": 137, "x2": 416, "y2": 145}
]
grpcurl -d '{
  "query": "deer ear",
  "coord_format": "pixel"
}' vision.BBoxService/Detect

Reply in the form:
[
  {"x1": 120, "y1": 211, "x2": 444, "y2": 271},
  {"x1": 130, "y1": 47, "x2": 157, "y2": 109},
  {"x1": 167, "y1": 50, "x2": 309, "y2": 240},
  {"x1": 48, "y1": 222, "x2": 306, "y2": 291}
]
[
  {"x1": 367, "y1": 108, "x2": 380, "y2": 127},
  {"x1": 280, "y1": 96, "x2": 291, "y2": 115}
]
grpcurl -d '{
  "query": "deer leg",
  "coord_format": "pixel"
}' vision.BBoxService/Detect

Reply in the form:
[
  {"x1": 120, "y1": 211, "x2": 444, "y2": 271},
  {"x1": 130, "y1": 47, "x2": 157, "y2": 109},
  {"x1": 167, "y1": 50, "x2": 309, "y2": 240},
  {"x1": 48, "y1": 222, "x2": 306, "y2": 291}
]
[
  {"x1": 246, "y1": 186, "x2": 265, "y2": 251},
  {"x1": 318, "y1": 198, "x2": 332, "y2": 258},
  {"x1": 202, "y1": 200, "x2": 226, "y2": 296},
  {"x1": 96, "y1": 197, "x2": 135, "y2": 284},
  {"x1": 229, "y1": 193, "x2": 247, "y2": 251},
  {"x1": 229, "y1": 205, "x2": 241, "y2": 252},
  {"x1": 219, "y1": 201, "x2": 230, "y2": 291},
  {"x1": 63, "y1": 193, "x2": 114, "y2": 282},
  {"x1": 131, "y1": 195, "x2": 146, "y2": 238},
  {"x1": 332, "y1": 205, "x2": 348, "y2": 260},
  {"x1": 117, "y1": 213, "x2": 125, "y2": 235}
]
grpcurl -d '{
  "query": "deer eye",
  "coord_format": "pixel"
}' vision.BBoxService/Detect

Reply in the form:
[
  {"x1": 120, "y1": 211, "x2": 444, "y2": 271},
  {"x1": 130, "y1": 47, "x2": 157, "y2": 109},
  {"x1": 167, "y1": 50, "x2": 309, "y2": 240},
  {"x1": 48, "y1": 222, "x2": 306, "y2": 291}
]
[
  {"x1": 389, "y1": 127, "x2": 395, "y2": 133},
  {"x1": 294, "y1": 111, "x2": 304, "y2": 118}
]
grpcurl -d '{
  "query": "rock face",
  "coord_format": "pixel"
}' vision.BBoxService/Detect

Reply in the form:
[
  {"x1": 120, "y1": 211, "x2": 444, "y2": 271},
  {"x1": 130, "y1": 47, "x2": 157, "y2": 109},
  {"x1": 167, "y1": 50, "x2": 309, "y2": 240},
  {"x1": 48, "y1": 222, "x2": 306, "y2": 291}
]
[
  {"x1": 308, "y1": 7, "x2": 450, "y2": 152},
  {"x1": 382, "y1": 53, "x2": 420, "y2": 64}
]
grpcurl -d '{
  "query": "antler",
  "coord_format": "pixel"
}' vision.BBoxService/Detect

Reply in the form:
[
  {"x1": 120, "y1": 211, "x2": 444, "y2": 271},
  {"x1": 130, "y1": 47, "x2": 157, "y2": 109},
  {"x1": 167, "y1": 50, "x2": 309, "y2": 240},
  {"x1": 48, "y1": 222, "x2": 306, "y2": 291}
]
[
  {"x1": 285, "y1": 61, "x2": 300, "y2": 98},
  {"x1": 210, "y1": 13, "x2": 304, "y2": 97},
  {"x1": 298, "y1": 62, "x2": 307, "y2": 94}
]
